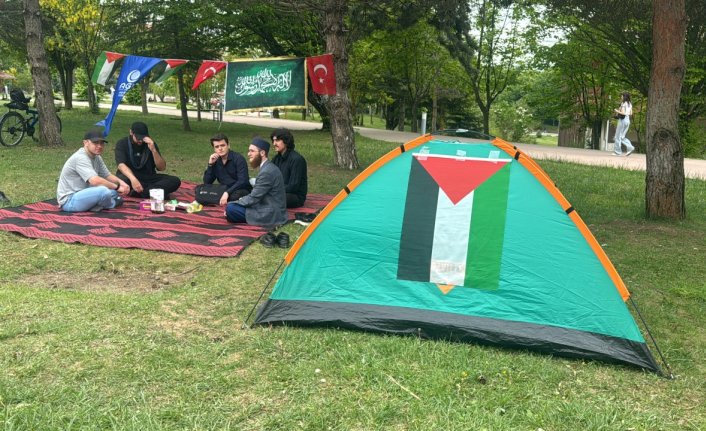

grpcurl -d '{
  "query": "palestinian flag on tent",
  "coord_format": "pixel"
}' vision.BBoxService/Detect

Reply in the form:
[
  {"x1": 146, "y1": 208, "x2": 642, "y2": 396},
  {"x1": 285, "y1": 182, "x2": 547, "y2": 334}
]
[
  {"x1": 398, "y1": 153, "x2": 511, "y2": 292},
  {"x1": 253, "y1": 136, "x2": 662, "y2": 374},
  {"x1": 152, "y1": 59, "x2": 188, "y2": 85},
  {"x1": 91, "y1": 51, "x2": 125, "y2": 86}
]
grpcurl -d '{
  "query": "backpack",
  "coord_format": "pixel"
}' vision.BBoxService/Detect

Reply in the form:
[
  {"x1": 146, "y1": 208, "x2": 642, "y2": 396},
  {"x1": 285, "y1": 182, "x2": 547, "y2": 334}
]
[{"x1": 9, "y1": 88, "x2": 30, "y2": 109}]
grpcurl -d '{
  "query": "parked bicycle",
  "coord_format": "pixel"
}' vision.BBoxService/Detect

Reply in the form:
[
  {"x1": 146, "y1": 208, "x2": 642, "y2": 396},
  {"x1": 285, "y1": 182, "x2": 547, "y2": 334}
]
[{"x1": 0, "y1": 89, "x2": 61, "y2": 147}]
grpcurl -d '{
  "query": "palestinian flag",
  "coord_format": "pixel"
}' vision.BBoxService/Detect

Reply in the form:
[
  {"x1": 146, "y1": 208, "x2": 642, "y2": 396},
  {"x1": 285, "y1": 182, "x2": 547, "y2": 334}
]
[
  {"x1": 91, "y1": 51, "x2": 126, "y2": 86},
  {"x1": 397, "y1": 153, "x2": 511, "y2": 292},
  {"x1": 153, "y1": 59, "x2": 188, "y2": 85}
]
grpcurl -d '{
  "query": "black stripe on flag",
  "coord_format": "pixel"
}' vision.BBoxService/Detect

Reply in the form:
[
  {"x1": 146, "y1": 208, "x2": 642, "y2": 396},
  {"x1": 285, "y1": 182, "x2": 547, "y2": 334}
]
[{"x1": 397, "y1": 157, "x2": 439, "y2": 282}]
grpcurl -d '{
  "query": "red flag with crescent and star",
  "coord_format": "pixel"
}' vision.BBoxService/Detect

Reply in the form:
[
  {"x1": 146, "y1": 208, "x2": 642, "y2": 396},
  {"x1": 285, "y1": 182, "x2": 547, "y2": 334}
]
[
  {"x1": 307, "y1": 54, "x2": 336, "y2": 95},
  {"x1": 191, "y1": 60, "x2": 227, "y2": 90}
]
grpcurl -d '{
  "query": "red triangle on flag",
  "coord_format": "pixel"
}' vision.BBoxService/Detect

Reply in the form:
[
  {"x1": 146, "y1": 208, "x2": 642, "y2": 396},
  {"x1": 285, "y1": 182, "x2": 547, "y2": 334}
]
[
  {"x1": 165, "y1": 59, "x2": 188, "y2": 68},
  {"x1": 105, "y1": 52, "x2": 125, "y2": 63},
  {"x1": 416, "y1": 155, "x2": 510, "y2": 205}
]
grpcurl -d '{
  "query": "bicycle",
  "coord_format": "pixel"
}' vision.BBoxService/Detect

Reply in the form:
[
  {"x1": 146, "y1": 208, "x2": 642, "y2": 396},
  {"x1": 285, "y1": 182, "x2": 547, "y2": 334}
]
[{"x1": 0, "y1": 92, "x2": 62, "y2": 147}]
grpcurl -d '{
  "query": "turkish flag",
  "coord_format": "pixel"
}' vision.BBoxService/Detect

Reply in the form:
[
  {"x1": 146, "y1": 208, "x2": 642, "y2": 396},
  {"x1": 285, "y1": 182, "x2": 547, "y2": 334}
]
[
  {"x1": 191, "y1": 60, "x2": 227, "y2": 90},
  {"x1": 307, "y1": 54, "x2": 336, "y2": 95}
]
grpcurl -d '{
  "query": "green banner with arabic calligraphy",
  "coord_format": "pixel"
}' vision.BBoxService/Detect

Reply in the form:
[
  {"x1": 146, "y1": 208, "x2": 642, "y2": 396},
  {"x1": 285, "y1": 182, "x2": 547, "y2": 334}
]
[{"x1": 224, "y1": 58, "x2": 306, "y2": 111}]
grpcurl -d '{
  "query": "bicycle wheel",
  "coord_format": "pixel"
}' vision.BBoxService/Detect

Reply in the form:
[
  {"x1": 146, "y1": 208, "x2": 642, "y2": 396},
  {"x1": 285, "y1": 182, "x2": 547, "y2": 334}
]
[{"x1": 0, "y1": 112, "x2": 26, "y2": 147}]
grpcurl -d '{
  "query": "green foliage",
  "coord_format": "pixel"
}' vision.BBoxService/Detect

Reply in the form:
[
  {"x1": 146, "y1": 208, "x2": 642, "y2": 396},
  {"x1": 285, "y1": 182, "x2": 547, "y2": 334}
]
[
  {"x1": 122, "y1": 85, "x2": 142, "y2": 105},
  {"x1": 73, "y1": 68, "x2": 106, "y2": 102},
  {"x1": 492, "y1": 100, "x2": 536, "y2": 142}
]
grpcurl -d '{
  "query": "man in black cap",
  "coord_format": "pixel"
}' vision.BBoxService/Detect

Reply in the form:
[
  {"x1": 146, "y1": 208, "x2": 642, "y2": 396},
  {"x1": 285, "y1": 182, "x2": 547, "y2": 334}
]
[
  {"x1": 225, "y1": 137, "x2": 287, "y2": 226},
  {"x1": 57, "y1": 129, "x2": 130, "y2": 212},
  {"x1": 270, "y1": 127, "x2": 307, "y2": 208},
  {"x1": 114, "y1": 121, "x2": 181, "y2": 198}
]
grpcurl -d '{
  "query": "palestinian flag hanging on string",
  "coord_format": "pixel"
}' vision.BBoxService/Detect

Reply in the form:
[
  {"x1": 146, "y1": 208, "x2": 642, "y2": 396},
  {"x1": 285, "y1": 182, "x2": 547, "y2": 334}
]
[
  {"x1": 153, "y1": 59, "x2": 188, "y2": 85},
  {"x1": 91, "y1": 51, "x2": 125, "y2": 86},
  {"x1": 398, "y1": 153, "x2": 511, "y2": 293}
]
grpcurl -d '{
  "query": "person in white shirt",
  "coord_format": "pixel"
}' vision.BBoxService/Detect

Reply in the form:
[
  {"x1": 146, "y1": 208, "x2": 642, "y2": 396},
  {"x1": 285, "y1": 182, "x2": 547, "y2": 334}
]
[{"x1": 613, "y1": 92, "x2": 635, "y2": 156}]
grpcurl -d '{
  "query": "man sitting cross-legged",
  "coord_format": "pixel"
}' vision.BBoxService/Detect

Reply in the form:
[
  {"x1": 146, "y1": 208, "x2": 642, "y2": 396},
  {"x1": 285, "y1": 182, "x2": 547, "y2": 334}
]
[
  {"x1": 57, "y1": 129, "x2": 130, "y2": 212},
  {"x1": 225, "y1": 137, "x2": 287, "y2": 226}
]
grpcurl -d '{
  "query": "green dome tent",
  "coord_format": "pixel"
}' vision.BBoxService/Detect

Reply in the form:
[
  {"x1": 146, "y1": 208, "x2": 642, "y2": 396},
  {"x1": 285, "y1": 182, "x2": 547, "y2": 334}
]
[{"x1": 253, "y1": 135, "x2": 664, "y2": 374}]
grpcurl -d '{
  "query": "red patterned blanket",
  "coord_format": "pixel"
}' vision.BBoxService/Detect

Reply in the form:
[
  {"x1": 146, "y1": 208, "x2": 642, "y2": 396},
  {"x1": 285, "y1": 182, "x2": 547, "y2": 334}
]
[{"x1": 0, "y1": 182, "x2": 332, "y2": 257}]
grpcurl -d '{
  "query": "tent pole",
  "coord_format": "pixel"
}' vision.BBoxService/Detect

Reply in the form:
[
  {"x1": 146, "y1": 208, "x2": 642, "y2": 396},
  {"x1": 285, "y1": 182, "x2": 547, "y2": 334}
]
[
  {"x1": 629, "y1": 296, "x2": 674, "y2": 379},
  {"x1": 242, "y1": 259, "x2": 285, "y2": 329}
]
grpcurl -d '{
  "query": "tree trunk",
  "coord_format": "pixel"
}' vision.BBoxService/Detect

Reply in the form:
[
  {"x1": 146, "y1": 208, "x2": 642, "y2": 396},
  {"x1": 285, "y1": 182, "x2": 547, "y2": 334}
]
[
  {"x1": 176, "y1": 69, "x2": 191, "y2": 132},
  {"x1": 323, "y1": 0, "x2": 358, "y2": 169},
  {"x1": 645, "y1": 0, "x2": 686, "y2": 219},
  {"x1": 397, "y1": 100, "x2": 405, "y2": 131},
  {"x1": 23, "y1": 0, "x2": 63, "y2": 146},
  {"x1": 590, "y1": 119, "x2": 602, "y2": 149},
  {"x1": 140, "y1": 79, "x2": 149, "y2": 114},
  {"x1": 81, "y1": 60, "x2": 99, "y2": 114}
]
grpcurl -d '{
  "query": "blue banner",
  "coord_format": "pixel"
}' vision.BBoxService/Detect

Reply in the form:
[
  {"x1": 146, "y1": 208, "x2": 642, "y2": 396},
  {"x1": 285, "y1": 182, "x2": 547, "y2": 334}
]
[{"x1": 96, "y1": 55, "x2": 162, "y2": 136}]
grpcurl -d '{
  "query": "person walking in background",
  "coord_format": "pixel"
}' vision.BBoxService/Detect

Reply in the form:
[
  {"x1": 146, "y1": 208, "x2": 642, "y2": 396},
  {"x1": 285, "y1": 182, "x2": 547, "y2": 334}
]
[
  {"x1": 202, "y1": 132, "x2": 252, "y2": 205},
  {"x1": 613, "y1": 92, "x2": 635, "y2": 157}
]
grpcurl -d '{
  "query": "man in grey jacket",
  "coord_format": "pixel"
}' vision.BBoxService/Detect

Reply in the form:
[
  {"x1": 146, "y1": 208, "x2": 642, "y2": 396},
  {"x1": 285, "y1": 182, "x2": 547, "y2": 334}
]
[{"x1": 225, "y1": 137, "x2": 287, "y2": 226}]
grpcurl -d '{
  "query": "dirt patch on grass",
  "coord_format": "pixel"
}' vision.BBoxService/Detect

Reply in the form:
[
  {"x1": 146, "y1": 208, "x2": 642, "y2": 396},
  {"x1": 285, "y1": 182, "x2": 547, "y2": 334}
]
[{"x1": 21, "y1": 268, "x2": 196, "y2": 293}]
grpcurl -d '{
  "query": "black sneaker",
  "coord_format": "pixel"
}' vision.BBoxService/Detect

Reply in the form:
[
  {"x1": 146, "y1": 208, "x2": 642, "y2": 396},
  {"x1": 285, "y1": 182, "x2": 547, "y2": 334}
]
[
  {"x1": 260, "y1": 232, "x2": 276, "y2": 248},
  {"x1": 276, "y1": 232, "x2": 290, "y2": 248}
]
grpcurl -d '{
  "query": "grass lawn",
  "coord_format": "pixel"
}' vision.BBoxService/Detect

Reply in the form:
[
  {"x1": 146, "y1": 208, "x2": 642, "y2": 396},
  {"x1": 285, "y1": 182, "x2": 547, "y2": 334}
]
[{"x1": 1, "y1": 108, "x2": 705, "y2": 430}]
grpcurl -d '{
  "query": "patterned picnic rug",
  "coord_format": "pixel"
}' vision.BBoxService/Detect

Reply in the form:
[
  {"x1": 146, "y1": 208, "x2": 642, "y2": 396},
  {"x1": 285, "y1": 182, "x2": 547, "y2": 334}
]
[{"x1": 0, "y1": 182, "x2": 332, "y2": 257}]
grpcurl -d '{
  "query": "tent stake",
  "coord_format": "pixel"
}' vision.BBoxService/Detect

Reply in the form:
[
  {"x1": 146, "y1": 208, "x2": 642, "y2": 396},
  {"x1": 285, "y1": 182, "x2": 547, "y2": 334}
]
[
  {"x1": 242, "y1": 259, "x2": 285, "y2": 329},
  {"x1": 629, "y1": 296, "x2": 674, "y2": 379}
]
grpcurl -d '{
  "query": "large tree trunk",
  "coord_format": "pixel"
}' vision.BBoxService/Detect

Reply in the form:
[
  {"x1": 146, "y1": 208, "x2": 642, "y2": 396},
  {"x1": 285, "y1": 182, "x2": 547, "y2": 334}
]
[
  {"x1": 176, "y1": 68, "x2": 191, "y2": 132},
  {"x1": 645, "y1": 0, "x2": 687, "y2": 219},
  {"x1": 323, "y1": 0, "x2": 358, "y2": 169},
  {"x1": 23, "y1": 0, "x2": 62, "y2": 147},
  {"x1": 140, "y1": 79, "x2": 149, "y2": 115}
]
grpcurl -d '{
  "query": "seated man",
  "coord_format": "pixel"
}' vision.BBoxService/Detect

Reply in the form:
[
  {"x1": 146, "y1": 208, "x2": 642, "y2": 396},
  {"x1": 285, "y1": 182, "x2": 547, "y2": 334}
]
[
  {"x1": 203, "y1": 132, "x2": 252, "y2": 205},
  {"x1": 57, "y1": 129, "x2": 130, "y2": 212},
  {"x1": 270, "y1": 127, "x2": 307, "y2": 208},
  {"x1": 225, "y1": 137, "x2": 287, "y2": 226},
  {"x1": 114, "y1": 121, "x2": 181, "y2": 198}
]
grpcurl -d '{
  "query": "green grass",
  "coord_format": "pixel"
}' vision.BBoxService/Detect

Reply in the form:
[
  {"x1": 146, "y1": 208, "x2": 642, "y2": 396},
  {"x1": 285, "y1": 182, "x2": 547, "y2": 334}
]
[{"x1": 1, "y1": 108, "x2": 705, "y2": 430}]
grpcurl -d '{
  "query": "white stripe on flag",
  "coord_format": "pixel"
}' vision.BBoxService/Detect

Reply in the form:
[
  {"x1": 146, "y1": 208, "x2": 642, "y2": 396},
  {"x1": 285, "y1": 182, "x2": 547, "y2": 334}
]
[{"x1": 429, "y1": 189, "x2": 474, "y2": 286}]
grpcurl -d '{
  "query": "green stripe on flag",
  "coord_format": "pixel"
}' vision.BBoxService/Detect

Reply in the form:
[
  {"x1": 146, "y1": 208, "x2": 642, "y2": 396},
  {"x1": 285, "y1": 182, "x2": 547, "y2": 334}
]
[
  {"x1": 397, "y1": 157, "x2": 439, "y2": 282},
  {"x1": 464, "y1": 163, "x2": 511, "y2": 289}
]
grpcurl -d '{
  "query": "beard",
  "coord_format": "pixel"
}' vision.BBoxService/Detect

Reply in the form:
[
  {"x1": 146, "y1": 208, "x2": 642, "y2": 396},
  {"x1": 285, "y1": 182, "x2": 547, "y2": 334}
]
[{"x1": 249, "y1": 153, "x2": 262, "y2": 168}]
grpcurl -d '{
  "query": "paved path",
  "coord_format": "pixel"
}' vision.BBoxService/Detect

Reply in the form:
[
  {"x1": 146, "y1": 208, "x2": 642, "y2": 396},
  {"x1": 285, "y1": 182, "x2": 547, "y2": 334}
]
[{"x1": 89, "y1": 102, "x2": 706, "y2": 180}]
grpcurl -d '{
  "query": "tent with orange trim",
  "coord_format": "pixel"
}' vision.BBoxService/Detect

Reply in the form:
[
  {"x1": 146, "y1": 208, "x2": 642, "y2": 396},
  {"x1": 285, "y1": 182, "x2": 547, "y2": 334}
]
[{"x1": 253, "y1": 136, "x2": 662, "y2": 373}]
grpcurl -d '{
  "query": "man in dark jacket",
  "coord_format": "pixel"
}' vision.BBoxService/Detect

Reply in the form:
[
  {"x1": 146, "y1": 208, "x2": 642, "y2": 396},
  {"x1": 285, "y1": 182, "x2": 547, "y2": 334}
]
[
  {"x1": 225, "y1": 137, "x2": 287, "y2": 226},
  {"x1": 114, "y1": 121, "x2": 181, "y2": 198},
  {"x1": 270, "y1": 127, "x2": 307, "y2": 208},
  {"x1": 202, "y1": 132, "x2": 252, "y2": 205}
]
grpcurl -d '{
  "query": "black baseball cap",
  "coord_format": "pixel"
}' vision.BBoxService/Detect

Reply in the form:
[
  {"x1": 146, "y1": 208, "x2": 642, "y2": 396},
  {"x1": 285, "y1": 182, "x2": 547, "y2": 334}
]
[
  {"x1": 131, "y1": 121, "x2": 149, "y2": 140},
  {"x1": 84, "y1": 129, "x2": 108, "y2": 143}
]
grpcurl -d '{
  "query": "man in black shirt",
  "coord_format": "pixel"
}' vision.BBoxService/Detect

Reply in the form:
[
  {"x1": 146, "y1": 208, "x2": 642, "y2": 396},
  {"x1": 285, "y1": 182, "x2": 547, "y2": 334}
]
[
  {"x1": 114, "y1": 121, "x2": 181, "y2": 198},
  {"x1": 202, "y1": 132, "x2": 252, "y2": 205},
  {"x1": 270, "y1": 127, "x2": 307, "y2": 208}
]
